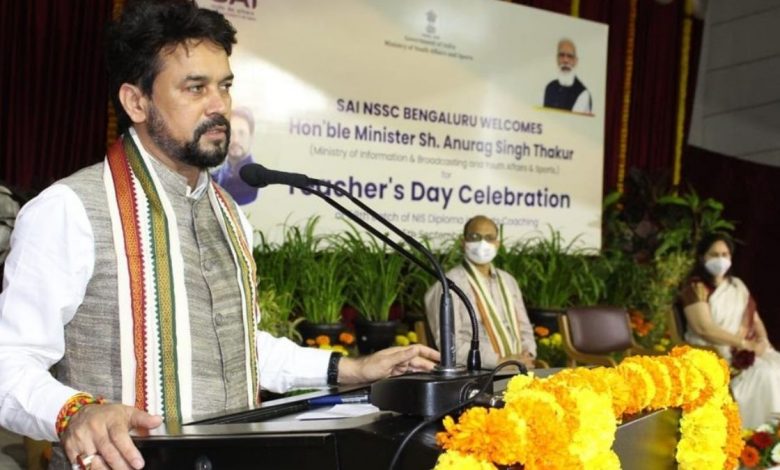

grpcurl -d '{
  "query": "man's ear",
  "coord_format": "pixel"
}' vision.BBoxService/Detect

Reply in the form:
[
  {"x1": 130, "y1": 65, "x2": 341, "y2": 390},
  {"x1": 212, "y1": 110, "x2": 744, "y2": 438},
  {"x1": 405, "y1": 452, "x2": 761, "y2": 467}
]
[{"x1": 118, "y1": 83, "x2": 149, "y2": 124}]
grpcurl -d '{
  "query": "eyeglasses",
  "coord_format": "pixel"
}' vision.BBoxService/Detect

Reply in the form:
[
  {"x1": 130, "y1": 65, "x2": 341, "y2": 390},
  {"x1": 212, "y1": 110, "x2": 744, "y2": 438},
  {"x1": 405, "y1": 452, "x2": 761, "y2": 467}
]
[{"x1": 464, "y1": 232, "x2": 498, "y2": 243}]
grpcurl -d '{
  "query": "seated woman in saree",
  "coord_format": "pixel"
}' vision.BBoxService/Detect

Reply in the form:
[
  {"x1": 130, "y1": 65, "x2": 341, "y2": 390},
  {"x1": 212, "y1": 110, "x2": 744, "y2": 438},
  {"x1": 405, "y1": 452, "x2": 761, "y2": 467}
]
[{"x1": 680, "y1": 233, "x2": 780, "y2": 428}]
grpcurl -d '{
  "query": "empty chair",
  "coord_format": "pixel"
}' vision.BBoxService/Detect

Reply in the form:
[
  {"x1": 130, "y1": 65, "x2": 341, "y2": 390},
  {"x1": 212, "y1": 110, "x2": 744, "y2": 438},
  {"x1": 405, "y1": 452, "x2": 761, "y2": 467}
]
[{"x1": 558, "y1": 307, "x2": 654, "y2": 367}]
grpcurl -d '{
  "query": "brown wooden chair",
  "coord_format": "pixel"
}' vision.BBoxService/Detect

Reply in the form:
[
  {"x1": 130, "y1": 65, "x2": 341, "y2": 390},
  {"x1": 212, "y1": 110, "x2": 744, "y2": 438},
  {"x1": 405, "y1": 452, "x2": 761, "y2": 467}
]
[
  {"x1": 667, "y1": 302, "x2": 688, "y2": 346},
  {"x1": 558, "y1": 307, "x2": 655, "y2": 367},
  {"x1": 666, "y1": 301, "x2": 721, "y2": 355}
]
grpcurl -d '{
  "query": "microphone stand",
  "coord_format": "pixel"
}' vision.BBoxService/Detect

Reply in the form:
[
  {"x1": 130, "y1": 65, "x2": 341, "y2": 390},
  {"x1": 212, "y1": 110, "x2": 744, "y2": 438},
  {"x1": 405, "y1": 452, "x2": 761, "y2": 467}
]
[
  {"x1": 241, "y1": 165, "x2": 493, "y2": 416},
  {"x1": 306, "y1": 178, "x2": 482, "y2": 372},
  {"x1": 293, "y1": 183, "x2": 493, "y2": 417}
]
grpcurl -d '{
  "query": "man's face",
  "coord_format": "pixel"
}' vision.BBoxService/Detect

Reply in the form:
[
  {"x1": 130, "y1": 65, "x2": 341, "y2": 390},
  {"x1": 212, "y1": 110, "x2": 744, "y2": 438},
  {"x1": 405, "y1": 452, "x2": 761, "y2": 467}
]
[
  {"x1": 228, "y1": 116, "x2": 252, "y2": 163},
  {"x1": 462, "y1": 218, "x2": 500, "y2": 251},
  {"x1": 557, "y1": 41, "x2": 578, "y2": 73},
  {"x1": 145, "y1": 40, "x2": 234, "y2": 169}
]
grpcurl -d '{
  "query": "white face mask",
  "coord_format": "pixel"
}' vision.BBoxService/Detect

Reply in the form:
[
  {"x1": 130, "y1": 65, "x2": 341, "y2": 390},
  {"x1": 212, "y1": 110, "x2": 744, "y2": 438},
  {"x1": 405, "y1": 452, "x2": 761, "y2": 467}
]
[
  {"x1": 705, "y1": 257, "x2": 731, "y2": 277},
  {"x1": 465, "y1": 241, "x2": 497, "y2": 265}
]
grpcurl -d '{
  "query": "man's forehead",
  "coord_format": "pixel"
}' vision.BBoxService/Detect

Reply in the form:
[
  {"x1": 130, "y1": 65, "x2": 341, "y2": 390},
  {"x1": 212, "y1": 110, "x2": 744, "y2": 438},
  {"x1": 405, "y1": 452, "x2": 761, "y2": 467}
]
[
  {"x1": 558, "y1": 41, "x2": 576, "y2": 53},
  {"x1": 157, "y1": 40, "x2": 231, "y2": 78},
  {"x1": 467, "y1": 219, "x2": 498, "y2": 233}
]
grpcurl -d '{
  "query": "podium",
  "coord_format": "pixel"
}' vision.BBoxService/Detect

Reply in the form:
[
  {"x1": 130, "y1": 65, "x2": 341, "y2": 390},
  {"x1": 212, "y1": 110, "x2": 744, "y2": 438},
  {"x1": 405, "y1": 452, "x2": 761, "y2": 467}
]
[{"x1": 134, "y1": 377, "x2": 681, "y2": 470}]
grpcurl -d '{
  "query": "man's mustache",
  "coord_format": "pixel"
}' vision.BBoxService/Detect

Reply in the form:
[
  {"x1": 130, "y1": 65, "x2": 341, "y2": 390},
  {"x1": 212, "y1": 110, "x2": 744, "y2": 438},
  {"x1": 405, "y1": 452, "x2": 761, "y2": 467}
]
[{"x1": 193, "y1": 115, "x2": 231, "y2": 141}]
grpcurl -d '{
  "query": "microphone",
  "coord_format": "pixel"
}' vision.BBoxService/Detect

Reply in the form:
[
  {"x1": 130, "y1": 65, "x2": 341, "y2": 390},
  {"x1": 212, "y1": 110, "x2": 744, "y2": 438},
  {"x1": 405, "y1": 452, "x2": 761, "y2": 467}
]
[
  {"x1": 240, "y1": 163, "x2": 482, "y2": 372},
  {"x1": 240, "y1": 164, "x2": 492, "y2": 416},
  {"x1": 239, "y1": 164, "x2": 312, "y2": 188}
]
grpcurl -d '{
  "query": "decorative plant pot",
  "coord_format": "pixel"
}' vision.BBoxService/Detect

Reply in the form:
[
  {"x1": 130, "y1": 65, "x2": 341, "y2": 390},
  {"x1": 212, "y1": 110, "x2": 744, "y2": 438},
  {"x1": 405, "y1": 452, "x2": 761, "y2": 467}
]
[
  {"x1": 527, "y1": 307, "x2": 564, "y2": 334},
  {"x1": 297, "y1": 321, "x2": 344, "y2": 346},
  {"x1": 355, "y1": 319, "x2": 399, "y2": 355}
]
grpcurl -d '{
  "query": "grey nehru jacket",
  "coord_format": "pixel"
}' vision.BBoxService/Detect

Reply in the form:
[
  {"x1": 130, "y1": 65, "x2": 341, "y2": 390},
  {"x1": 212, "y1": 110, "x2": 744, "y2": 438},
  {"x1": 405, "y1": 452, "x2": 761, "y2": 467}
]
[{"x1": 55, "y1": 158, "x2": 251, "y2": 418}]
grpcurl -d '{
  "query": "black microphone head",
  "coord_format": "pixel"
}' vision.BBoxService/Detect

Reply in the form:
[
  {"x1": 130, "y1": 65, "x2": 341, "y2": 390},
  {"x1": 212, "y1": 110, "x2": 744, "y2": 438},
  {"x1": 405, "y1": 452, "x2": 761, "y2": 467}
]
[
  {"x1": 239, "y1": 163, "x2": 312, "y2": 188},
  {"x1": 239, "y1": 163, "x2": 270, "y2": 187}
]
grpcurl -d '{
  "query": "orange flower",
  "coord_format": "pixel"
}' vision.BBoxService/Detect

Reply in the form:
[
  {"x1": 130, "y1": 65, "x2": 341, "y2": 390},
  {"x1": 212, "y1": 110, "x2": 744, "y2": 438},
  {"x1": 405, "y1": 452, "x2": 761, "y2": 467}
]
[
  {"x1": 533, "y1": 326, "x2": 549, "y2": 337},
  {"x1": 315, "y1": 335, "x2": 331, "y2": 346},
  {"x1": 339, "y1": 332, "x2": 355, "y2": 345},
  {"x1": 628, "y1": 312, "x2": 654, "y2": 336},
  {"x1": 305, "y1": 338, "x2": 316, "y2": 346},
  {"x1": 722, "y1": 400, "x2": 744, "y2": 470},
  {"x1": 740, "y1": 445, "x2": 760, "y2": 467}
]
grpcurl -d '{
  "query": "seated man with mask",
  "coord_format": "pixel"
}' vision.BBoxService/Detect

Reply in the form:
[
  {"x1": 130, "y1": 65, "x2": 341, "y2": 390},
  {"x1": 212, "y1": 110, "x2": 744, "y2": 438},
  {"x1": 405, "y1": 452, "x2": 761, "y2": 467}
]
[{"x1": 424, "y1": 215, "x2": 536, "y2": 370}]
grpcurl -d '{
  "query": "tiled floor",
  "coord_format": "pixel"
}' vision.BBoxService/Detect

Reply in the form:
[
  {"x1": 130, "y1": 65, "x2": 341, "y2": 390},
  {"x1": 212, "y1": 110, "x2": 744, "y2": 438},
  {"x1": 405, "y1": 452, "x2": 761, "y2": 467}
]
[{"x1": 0, "y1": 427, "x2": 25, "y2": 469}]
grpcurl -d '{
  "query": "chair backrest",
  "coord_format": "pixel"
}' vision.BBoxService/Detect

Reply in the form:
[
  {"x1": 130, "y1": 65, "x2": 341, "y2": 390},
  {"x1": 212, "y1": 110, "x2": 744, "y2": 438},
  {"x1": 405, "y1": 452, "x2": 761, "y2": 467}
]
[
  {"x1": 565, "y1": 307, "x2": 633, "y2": 354},
  {"x1": 667, "y1": 301, "x2": 688, "y2": 344}
]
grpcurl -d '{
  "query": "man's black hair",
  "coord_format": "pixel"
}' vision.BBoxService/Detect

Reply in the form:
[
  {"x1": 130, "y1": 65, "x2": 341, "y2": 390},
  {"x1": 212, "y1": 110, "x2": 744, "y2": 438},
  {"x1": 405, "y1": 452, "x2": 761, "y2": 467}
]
[{"x1": 106, "y1": 0, "x2": 237, "y2": 132}]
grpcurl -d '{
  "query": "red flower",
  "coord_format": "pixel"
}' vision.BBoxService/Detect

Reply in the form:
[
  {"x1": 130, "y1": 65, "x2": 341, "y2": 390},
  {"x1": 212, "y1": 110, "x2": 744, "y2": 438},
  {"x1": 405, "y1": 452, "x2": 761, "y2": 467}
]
[
  {"x1": 749, "y1": 431, "x2": 773, "y2": 450},
  {"x1": 740, "y1": 445, "x2": 760, "y2": 467},
  {"x1": 731, "y1": 348, "x2": 756, "y2": 370}
]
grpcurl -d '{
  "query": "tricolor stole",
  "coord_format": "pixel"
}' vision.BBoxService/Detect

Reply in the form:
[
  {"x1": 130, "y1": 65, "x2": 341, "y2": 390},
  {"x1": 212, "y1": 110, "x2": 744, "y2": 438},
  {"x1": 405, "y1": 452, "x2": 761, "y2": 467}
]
[
  {"x1": 104, "y1": 135, "x2": 259, "y2": 424},
  {"x1": 462, "y1": 261, "x2": 522, "y2": 358}
]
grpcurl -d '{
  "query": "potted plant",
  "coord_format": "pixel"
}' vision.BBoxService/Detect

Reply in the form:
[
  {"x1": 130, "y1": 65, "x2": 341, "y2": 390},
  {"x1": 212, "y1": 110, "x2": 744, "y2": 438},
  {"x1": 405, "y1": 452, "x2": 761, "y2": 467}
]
[
  {"x1": 501, "y1": 226, "x2": 609, "y2": 333},
  {"x1": 340, "y1": 226, "x2": 405, "y2": 354},
  {"x1": 600, "y1": 171, "x2": 735, "y2": 349},
  {"x1": 257, "y1": 288, "x2": 303, "y2": 344},
  {"x1": 397, "y1": 233, "x2": 461, "y2": 344},
  {"x1": 254, "y1": 229, "x2": 300, "y2": 341},
  {"x1": 260, "y1": 216, "x2": 348, "y2": 345}
]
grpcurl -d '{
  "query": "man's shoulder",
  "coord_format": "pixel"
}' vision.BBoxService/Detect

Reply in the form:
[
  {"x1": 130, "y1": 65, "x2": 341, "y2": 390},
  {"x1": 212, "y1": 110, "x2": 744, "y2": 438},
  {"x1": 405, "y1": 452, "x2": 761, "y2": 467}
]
[
  {"x1": 495, "y1": 267, "x2": 518, "y2": 283},
  {"x1": 58, "y1": 161, "x2": 106, "y2": 190},
  {"x1": 55, "y1": 162, "x2": 110, "y2": 215},
  {"x1": 445, "y1": 263, "x2": 468, "y2": 277},
  {"x1": 425, "y1": 264, "x2": 466, "y2": 296}
]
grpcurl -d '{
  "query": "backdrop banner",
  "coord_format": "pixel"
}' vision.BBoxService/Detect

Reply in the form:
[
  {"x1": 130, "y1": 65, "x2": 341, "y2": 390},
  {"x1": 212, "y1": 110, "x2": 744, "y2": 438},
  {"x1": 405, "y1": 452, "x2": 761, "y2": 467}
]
[{"x1": 204, "y1": 0, "x2": 608, "y2": 248}]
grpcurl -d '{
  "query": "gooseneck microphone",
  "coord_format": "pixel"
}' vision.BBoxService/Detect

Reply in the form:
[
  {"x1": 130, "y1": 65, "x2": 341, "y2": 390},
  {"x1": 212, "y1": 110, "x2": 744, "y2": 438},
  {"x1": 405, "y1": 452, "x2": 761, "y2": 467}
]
[
  {"x1": 239, "y1": 163, "x2": 481, "y2": 372},
  {"x1": 240, "y1": 165, "x2": 312, "y2": 188},
  {"x1": 240, "y1": 163, "x2": 494, "y2": 418}
]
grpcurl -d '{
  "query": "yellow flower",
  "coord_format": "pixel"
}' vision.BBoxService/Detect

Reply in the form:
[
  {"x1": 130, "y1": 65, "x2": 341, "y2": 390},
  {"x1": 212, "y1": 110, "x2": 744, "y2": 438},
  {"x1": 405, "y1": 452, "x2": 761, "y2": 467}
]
[
  {"x1": 395, "y1": 335, "x2": 410, "y2": 346},
  {"x1": 434, "y1": 451, "x2": 497, "y2": 469},
  {"x1": 677, "y1": 401, "x2": 728, "y2": 469},
  {"x1": 617, "y1": 362, "x2": 656, "y2": 414},
  {"x1": 331, "y1": 344, "x2": 349, "y2": 356},
  {"x1": 407, "y1": 331, "x2": 418, "y2": 343},
  {"x1": 622, "y1": 356, "x2": 672, "y2": 409},
  {"x1": 437, "y1": 350, "x2": 736, "y2": 469}
]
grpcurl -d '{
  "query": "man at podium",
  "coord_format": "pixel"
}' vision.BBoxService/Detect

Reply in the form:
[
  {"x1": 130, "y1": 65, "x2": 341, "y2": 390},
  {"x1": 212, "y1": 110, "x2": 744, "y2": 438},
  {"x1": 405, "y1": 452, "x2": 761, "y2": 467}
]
[{"x1": 0, "y1": 2, "x2": 439, "y2": 469}]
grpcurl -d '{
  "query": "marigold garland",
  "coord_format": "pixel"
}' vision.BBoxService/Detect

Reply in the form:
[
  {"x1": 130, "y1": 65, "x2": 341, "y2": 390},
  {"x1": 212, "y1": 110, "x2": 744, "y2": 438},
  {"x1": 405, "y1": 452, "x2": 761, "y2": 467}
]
[
  {"x1": 722, "y1": 401, "x2": 745, "y2": 470},
  {"x1": 435, "y1": 346, "x2": 743, "y2": 469}
]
